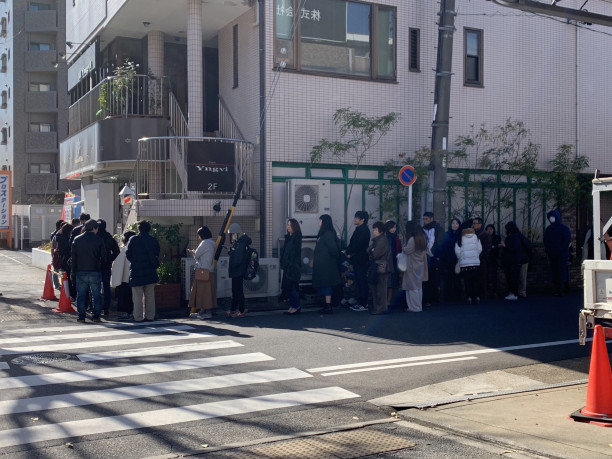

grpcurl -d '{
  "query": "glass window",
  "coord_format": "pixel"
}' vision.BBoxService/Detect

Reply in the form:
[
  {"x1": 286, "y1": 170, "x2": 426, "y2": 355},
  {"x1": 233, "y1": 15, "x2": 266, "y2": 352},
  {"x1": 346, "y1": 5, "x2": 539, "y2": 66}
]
[
  {"x1": 30, "y1": 123, "x2": 54, "y2": 132},
  {"x1": 40, "y1": 163, "x2": 51, "y2": 173},
  {"x1": 1, "y1": 90, "x2": 6, "y2": 107},
  {"x1": 464, "y1": 28, "x2": 483, "y2": 86},
  {"x1": 29, "y1": 2, "x2": 51, "y2": 11},
  {"x1": 409, "y1": 28, "x2": 420, "y2": 72},
  {"x1": 29, "y1": 164, "x2": 40, "y2": 173},
  {"x1": 30, "y1": 42, "x2": 52, "y2": 51},
  {"x1": 1, "y1": 127, "x2": 6, "y2": 144},
  {"x1": 275, "y1": 0, "x2": 396, "y2": 81},
  {"x1": 30, "y1": 83, "x2": 52, "y2": 92}
]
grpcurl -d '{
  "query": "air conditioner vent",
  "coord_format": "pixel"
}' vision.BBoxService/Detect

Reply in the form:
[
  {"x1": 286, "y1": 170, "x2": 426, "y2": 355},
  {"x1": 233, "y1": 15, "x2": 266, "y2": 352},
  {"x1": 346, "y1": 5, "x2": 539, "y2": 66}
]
[{"x1": 293, "y1": 185, "x2": 319, "y2": 213}]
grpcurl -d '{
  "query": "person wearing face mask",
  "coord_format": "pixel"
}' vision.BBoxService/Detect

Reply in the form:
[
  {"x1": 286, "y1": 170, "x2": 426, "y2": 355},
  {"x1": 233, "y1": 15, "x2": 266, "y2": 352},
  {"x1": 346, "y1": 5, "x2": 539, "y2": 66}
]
[{"x1": 543, "y1": 210, "x2": 571, "y2": 296}]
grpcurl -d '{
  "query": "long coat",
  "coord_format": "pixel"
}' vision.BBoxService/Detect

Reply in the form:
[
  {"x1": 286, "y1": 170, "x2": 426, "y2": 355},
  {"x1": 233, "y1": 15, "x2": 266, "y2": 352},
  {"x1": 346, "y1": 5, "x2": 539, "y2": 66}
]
[
  {"x1": 281, "y1": 232, "x2": 302, "y2": 288},
  {"x1": 312, "y1": 230, "x2": 341, "y2": 289},
  {"x1": 126, "y1": 232, "x2": 160, "y2": 287},
  {"x1": 402, "y1": 237, "x2": 427, "y2": 291},
  {"x1": 368, "y1": 233, "x2": 392, "y2": 274}
]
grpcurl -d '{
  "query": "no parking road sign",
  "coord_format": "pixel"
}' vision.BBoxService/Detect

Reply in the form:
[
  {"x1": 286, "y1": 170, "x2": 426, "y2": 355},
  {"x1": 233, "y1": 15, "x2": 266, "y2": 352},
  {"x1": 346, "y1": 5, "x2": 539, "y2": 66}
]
[{"x1": 398, "y1": 165, "x2": 417, "y2": 186}]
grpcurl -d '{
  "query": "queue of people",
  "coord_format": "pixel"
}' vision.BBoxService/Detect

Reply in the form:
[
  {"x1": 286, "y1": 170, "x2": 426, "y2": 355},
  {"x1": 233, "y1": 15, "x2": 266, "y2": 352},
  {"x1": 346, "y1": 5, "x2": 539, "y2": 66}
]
[{"x1": 47, "y1": 206, "x2": 572, "y2": 322}]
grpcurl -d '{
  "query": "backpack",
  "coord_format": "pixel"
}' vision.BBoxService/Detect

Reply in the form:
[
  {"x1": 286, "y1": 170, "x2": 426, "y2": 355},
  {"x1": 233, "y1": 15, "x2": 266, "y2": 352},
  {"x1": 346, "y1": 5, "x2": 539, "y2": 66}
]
[{"x1": 243, "y1": 246, "x2": 259, "y2": 280}]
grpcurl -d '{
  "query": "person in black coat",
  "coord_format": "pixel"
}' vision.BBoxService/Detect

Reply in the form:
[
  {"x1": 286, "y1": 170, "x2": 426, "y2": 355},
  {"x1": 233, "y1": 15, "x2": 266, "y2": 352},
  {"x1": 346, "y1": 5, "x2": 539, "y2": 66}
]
[
  {"x1": 97, "y1": 219, "x2": 120, "y2": 315},
  {"x1": 126, "y1": 220, "x2": 160, "y2": 322},
  {"x1": 227, "y1": 222, "x2": 251, "y2": 317},
  {"x1": 543, "y1": 209, "x2": 571, "y2": 296},
  {"x1": 435, "y1": 218, "x2": 461, "y2": 302},
  {"x1": 53, "y1": 222, "x2": 75, "y2": 298},
  {"x1": 312, "y1": 214, "x2": 341, "y2": 314},
  {"x1": 499, "y1": 221, "x2": 523, "y2": 301},
  {"x1": 71, "y1": 219, "x2": 107, "y2": 322},
  {"x1": 345, "y1": 210, "x2": 370, "y2": 311},
  {"x1": 281, "y1": 218, "x2": 302, "y2": 315},
  {"x1": 485, "y1": 224, "x2": 502, "y2": 297}
]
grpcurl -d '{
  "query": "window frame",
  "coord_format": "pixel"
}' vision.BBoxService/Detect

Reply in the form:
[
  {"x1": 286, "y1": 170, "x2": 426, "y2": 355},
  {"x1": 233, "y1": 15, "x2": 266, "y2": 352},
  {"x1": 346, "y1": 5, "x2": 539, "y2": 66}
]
[
  {"x1": 274, "y1": 0, "x2": 397, "y2": 82},
  {"x1": 464, "y1": 27, "x2": 483, "y2": 87},
  {"x1": 232, "y1": 24, "x2": 238, "y2": 89}
]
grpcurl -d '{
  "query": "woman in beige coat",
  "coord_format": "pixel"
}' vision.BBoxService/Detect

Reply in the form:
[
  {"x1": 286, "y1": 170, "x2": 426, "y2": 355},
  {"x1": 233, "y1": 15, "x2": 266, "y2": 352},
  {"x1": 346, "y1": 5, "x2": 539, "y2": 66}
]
[
  {"x1": 188, "y1": 226, "x2": 216, "y2": 320},
  {"x1": 402, "y1": 221, "x2": 428, "y2": 312}
]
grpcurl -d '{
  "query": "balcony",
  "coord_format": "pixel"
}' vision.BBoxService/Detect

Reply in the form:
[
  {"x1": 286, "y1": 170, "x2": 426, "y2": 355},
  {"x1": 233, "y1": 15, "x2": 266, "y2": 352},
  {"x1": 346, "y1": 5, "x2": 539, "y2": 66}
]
[
  {"x1": 25, "y1": 50, "x2": 58, "y2": 72},
  {"x1": 132, "y1": 136, "x2": 256, "y2": 217},
  {"x1": 69, "y1": 74, "x2": 168, "y2": 136},
  {"x1": 25, "y1": 10, "x2": 57, "y2": 32},
  {"x1": 26, "y1": 173, "x2": 58, "y2": 194},
  {"x1": 25, "y1": 131, "x2": 57, "y2": 153},
  {"x1": 25, "y1": 91, "x2": 57, "y2": 112}
]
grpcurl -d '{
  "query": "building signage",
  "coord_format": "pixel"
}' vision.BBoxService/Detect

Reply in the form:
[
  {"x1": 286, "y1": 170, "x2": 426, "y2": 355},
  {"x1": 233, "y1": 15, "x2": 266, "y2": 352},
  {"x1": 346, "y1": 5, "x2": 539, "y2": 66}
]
[
  {"x1": 276, "y1": 0, "x2": 347, "y2": 41},
  {"x1": 187, "y1": 141, "x2": 235, "y2": 193},
  {"x1": 0, "y1": 170, "x2": 11, "y2": 231},
  {"x1": 68, "y1": 42, "x2": 98, "y2": 90}
]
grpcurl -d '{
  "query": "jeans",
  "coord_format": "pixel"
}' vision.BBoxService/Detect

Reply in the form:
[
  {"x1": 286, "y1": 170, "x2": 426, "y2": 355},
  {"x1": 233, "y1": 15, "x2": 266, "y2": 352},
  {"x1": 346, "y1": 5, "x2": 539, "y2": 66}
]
[
  {"x1": 287, "y1": 282, "x2": 300, "y2": 309},
  {"x1": 76, "y1": 271, "x2": 102, "y2": 319},
  {"x1": 101, "y1": 268, "x2": 112, "y2": 311}
]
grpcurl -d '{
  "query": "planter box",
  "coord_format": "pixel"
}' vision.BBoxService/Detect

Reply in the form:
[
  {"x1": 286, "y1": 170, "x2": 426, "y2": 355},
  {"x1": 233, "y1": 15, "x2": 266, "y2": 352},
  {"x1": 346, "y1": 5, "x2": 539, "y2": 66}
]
[
  {"x1": 32, "y1": 247, "x2": 51, "y2": 270},
  {"x1": 154, "y1": 283, "x2": 182, "y2": 311}
]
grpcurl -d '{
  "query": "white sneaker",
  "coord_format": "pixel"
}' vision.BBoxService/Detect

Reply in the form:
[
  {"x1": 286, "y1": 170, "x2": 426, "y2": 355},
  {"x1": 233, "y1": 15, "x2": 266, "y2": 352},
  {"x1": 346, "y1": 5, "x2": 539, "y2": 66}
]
[
  {"x1": 189, "y1": 313, "x2": 199, "y2": 319},
  {"x1": 505, "y1": 293, "x2": 518, "y2": 300},
  {"x1": 198, "y1": 311, "x2": 213, "y2": 320},
  {"x1": 350, "y1": 304, "x2": 368, "y2": 312}
]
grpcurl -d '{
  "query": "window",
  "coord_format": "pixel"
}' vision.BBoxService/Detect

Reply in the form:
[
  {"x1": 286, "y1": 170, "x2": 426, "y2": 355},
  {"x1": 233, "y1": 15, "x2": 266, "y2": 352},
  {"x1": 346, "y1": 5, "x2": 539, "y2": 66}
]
[
  {"x1": 29, "y1": 83, "x2": 52, "y2": 92},
  {"x1": 464, "y1": 28, "x2": 483, "y2": 87},
  {"x1": 29, "y1": 2, "x2": 51, "y2": 10},
  {"x1": 0, "y1": 54, "x2": 6, "y2": 72},
  {"x1": 1, "y1": 17, "x2": 6, "y2": 37},
  {"x1": 274, "y1": 0, "x2": 396, "y2": 81},
  {"x1": 0, "y1": 127, "x2": 6, "y2": 144},
  {"x1": 409, "y1": 28, "x2": 420, "y2": 72},
  {"x1": 29, "y1": 42, "x2": 52, "y2": 51},
  {"x1": 233, "y1": 24, "x2": 238, "y2": 89},
  {"x1": 29, "y1": 163, "x2": 52, "y2": 173},
  {"x1": 30, "y1": 122, "x2": 54, "y2": 132},
  {"x1": 1, "y1": 90, "x2": 6, "y2": 108}
]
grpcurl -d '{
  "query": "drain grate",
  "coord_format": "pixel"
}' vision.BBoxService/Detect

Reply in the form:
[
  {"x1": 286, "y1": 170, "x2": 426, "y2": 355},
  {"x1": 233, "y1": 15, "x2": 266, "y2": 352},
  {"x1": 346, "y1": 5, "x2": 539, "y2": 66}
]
[
  {"x1": 12, "y1": 353, "x2": 71, "y2": 365},
  {"x1": 206, "y1": 429, "x2": 416, "y2": 458}
]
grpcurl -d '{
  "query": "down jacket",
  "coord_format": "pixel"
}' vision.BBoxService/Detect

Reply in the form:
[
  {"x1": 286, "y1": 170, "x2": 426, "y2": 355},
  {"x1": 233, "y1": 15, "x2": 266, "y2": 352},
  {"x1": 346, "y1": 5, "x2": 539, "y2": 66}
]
[
  {"x1": 126, "y1": 232, "x2": 160, "y2": 287},
  {"x1": 455, "y1": 228, "x2": 482, "y2": 268}
]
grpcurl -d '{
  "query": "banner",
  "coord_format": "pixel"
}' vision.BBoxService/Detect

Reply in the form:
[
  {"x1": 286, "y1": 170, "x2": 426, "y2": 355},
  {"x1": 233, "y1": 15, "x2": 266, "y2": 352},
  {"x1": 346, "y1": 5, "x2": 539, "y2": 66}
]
[
  {"x1": 0, "y1": 171, "x2": 10, "y2": 232},
  {"x1": 187, "y1": 141, "x2": 236, "y2": 193},
  {"x1": 62, "y1": 190, "x2": 81, "y2": 221}
]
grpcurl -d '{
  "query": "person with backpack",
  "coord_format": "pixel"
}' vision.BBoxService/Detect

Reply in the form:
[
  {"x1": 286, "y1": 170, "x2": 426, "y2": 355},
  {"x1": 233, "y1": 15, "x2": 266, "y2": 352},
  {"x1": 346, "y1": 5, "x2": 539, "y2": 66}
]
[{"x1": 227, "y1": 222, "x2": 251, "y2": 317}]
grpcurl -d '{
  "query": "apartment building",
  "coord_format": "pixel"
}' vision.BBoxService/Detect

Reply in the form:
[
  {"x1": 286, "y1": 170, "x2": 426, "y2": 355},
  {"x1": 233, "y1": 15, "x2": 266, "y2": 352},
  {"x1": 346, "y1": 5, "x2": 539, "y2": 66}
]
[
  {"x1": 57, "y1": 0, "x2": 612, "y2": 262},
  {"x1": 0, "y1": 0, "x2": 70, "y2": 205}
]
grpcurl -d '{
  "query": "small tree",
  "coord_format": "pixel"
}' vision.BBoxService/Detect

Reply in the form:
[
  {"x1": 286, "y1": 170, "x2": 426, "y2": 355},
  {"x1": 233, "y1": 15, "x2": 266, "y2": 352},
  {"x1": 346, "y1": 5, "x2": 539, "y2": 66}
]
[
  {"x1": 97, "y1": 59, "x2": 139, "y2": 118},
  {"x1": 310, "y1": 108, "x2": 400, "y2": 232}
]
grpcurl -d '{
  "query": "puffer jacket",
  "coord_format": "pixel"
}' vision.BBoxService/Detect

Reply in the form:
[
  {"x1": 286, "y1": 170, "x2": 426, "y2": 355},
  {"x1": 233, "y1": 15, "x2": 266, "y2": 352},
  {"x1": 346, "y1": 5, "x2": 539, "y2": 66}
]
[
  {"x1": 126, "y1": 232, "x2": 160, "y2": 287},
  {"x1": 455, "y1": 229, "x2": 482, "y2": 268}
]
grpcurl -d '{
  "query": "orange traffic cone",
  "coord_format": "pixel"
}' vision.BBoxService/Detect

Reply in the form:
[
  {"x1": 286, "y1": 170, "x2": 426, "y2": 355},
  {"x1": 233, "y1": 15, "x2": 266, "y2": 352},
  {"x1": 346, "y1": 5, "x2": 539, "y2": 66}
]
[
  {"x1": 40, "y1": 264, "x2": 58, "y2": 301},
  {"x1": 570, "y1": 325, "x2": 612, "y2": 427},
  {"x1": 52, "y1": 272, "x2": 75, "y2": 314}
]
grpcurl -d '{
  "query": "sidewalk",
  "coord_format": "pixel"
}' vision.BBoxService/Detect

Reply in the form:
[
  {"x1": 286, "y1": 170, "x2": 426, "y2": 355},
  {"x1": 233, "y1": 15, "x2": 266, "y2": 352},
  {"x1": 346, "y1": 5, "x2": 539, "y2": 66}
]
[{"x1": 1, "y1": 249, "x2": 611, "y2": 458}]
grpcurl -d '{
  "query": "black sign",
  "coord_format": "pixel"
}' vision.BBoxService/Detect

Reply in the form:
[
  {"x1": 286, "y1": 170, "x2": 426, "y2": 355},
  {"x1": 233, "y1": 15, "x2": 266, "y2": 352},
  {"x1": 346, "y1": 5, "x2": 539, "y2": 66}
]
[{"x1": 187, "y1": 141, "x2": 236, "y2": 193}]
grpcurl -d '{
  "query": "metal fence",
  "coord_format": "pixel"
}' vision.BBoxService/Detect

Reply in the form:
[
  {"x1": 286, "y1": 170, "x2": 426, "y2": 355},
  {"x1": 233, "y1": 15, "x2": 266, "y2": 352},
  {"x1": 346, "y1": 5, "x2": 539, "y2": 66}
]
[{"x1": 68, "y1": 75, "x2": 167, "y2": 135}]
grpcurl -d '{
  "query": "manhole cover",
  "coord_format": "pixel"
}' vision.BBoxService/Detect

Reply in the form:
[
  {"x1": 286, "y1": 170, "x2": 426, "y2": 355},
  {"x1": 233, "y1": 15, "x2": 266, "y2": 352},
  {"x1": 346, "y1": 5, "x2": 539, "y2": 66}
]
[{"x1": 12, "y1": 353, "x2": 71, "y2": 365}]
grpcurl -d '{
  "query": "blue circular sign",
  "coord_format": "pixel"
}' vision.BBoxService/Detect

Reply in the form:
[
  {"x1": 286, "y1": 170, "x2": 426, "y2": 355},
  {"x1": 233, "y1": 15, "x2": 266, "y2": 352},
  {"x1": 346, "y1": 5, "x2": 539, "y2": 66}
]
[{"x1": 399, "y1": 165, "x2": 417, "y2": 186}]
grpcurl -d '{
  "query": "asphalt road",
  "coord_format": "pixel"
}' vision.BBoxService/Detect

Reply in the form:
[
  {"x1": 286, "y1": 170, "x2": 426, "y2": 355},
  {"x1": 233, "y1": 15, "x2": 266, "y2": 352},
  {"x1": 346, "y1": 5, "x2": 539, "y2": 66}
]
[{"x1": 0, "y1": 249, "x2": 588, "y2": 458}]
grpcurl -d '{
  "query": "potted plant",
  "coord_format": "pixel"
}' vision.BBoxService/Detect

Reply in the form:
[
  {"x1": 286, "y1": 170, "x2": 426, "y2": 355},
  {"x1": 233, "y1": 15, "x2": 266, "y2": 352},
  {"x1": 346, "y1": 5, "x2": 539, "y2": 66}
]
[{"x1": 154, "y1": 259, "x2": 182, "y2": 311}]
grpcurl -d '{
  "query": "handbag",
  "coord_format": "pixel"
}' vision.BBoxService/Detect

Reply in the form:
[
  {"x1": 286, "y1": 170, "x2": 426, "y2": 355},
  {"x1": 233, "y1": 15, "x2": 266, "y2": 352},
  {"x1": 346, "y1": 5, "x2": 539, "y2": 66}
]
[
  {"x1": 194, "y1": 268, "x2": 210, "y2": 281},
  {"x1": 376, "y1": 260, "x2": 387, "y2": 274},
  {"x1": 396, "y1": 252, "x2": 408, "y2": 272}
]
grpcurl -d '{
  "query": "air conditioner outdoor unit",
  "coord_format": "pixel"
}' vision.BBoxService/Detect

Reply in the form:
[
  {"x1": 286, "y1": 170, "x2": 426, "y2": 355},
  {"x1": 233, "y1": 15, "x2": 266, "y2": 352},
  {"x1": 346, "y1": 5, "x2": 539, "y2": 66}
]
[
  {"x1": 287, "y1": 179, "x2": 331, "y2": 236},
  {"x1": 216, "y1": 257, "x2": 280, "y2": 299}
]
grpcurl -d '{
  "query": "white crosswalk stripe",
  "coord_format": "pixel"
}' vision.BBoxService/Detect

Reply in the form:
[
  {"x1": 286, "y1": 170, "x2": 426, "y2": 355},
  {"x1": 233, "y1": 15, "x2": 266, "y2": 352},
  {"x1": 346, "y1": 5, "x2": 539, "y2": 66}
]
[{"x1": 0, "y1": 321, "x2": 360, "y2": 449}]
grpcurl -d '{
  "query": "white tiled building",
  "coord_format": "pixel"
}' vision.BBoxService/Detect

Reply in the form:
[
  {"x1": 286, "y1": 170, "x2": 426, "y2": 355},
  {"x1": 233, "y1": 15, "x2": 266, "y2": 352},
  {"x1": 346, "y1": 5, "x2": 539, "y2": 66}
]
[{"x1": 58, "y1": 0, "x2": 612, "y2": 258}]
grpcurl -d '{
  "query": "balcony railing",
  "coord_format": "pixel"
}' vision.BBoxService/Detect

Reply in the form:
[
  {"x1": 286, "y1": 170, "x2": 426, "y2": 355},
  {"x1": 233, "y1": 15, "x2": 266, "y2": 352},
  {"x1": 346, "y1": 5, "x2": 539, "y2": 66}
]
[
  {"x1": 68, "y1": 74, "x2": 168, "y2": 136},
  {"x1": 134, "y1": 136, "x2": 254, "y2": 200}
]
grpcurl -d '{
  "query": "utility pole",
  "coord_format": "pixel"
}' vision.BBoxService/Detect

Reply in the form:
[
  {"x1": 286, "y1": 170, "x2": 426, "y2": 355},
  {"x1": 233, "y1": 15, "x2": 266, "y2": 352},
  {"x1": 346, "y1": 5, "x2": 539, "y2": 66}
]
[{"x1": 430, "y1": 0, "x2": 456, "y2": 229}]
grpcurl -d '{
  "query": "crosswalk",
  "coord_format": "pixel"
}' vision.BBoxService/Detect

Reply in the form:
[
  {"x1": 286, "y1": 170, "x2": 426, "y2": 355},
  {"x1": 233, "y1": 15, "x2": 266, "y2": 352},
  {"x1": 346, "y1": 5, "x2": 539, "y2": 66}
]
[{"x1": 0, "y1": 320, "x2": 359, "y2": 450}]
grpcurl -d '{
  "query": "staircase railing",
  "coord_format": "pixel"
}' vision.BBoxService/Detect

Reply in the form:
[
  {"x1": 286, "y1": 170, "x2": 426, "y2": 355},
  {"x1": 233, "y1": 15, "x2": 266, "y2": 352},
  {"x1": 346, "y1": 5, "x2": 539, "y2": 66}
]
[{"x1": 219, "y1": 96, "x2": 245, "y2": 140}]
